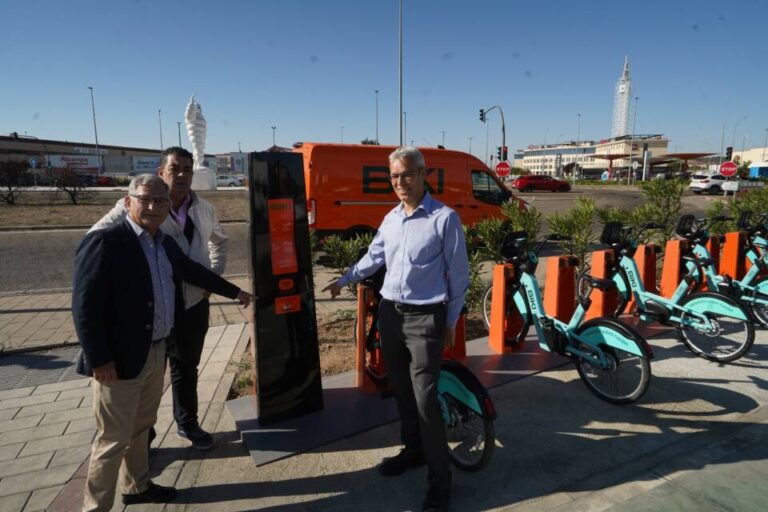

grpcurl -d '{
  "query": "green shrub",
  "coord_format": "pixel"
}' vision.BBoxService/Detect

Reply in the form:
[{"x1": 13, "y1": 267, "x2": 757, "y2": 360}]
[{"x1": 546, "y1": 197, "x2": 596, "y2": 272}]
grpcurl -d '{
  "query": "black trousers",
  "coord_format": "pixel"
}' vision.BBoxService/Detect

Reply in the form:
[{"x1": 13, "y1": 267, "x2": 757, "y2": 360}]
[
  {"x1": 379, "y1": 300, "x2": 451, "y2": 490},
  {"x1": 167, "y1": 298, "x2": 209, "y2": 430}
]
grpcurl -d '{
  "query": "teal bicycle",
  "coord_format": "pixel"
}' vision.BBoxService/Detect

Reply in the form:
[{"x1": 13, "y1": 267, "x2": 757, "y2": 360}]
[
  {"x1": 498, "y1": 231, "x2": 652, "y2": 404},
  {"x1": 583, "y1": 221, "x2": 755, "y2": 363},
  {"x1": 674, "y1": 212, "x2": 768, "y2": 328}
]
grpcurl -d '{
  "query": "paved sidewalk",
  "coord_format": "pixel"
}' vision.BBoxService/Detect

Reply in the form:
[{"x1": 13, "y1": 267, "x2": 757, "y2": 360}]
[{"x1": 0, "y1": 323, "x2": 249, "y2": 512}]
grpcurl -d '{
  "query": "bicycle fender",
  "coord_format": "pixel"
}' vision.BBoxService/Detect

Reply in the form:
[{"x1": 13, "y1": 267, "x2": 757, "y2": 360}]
[
  {"x1": 577, "y1": 320, "x2": 645, "y2": 358},
  {"x1": 439, "y1": 360, "x2": 496, "y2": 420},
  {"x1": 685, "y1": 292, "x2": 749, "y2": 321}
]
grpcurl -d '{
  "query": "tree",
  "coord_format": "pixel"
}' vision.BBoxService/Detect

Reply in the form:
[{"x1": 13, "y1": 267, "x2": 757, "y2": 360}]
[
  {"x1": 360, "y1": 138, "x2": 380, "y2": 145},
  {"x1": 0, "y1": 160, "x2": 29, "y2": 205},
  {"x1": 53, "y1": 169, "x2": 91, "y2": 205}
]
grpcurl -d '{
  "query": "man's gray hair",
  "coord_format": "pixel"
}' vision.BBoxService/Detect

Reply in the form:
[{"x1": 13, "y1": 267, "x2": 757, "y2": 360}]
[
  {"x1": 128, "y1": 174, "x2": 169, "y2": 196},
  {"x1": 389, "y1": 146, "x2": 425, "y2": 169}
]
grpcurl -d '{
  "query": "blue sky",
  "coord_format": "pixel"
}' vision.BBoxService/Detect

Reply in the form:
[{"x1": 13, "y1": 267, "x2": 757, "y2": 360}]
[{"x1": 2, "y1": 0, "x2": 766, "y2": 160}]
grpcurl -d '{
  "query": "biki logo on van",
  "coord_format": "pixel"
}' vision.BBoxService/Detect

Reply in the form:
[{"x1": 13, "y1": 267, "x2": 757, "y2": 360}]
[{"x1": 362, "y1": 166, "x2": 445, "y2": 195}]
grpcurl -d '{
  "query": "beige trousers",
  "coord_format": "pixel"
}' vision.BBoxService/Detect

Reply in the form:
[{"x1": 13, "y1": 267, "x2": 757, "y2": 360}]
[{"x1": 82, "y1": 341, "x2": 166, "y2": 512}]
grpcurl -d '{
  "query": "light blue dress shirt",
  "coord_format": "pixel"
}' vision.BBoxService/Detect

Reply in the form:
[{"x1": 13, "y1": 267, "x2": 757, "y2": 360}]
[
  {"x1": 338, "y1": 192, "x2": 469, "y2": 328},
  {"x1": 126, "y1": 216, "x2": 175, "y2": 340}
]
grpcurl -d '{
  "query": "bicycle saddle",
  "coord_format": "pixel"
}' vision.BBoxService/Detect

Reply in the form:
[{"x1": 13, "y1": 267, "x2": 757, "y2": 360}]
[
  {"x1": 675, "y1": 214, "x2": 696, "y2": 239},
  {"x1": 580, "y1": 274, "x2": 617, "y2": 291},
  {"x1": 500, "y1": 231, "x2": 529, "y2": 261}
]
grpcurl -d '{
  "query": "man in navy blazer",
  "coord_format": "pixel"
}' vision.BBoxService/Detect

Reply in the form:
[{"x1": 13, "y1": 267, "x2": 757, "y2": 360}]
[{"x1": 73, "y1": 174, "x2": 251, "y2": 511}]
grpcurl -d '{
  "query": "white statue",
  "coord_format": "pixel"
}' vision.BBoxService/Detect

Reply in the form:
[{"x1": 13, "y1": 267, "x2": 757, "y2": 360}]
[
  {"x1": 184, "y1": 96, "x2": 216, "y2": 190},
  {"x1": 185, "y1": 95, "x2": 207, "y2": 170}
]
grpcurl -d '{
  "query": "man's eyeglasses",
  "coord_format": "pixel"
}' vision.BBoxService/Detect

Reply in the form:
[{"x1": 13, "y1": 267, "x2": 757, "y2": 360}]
[
  {"x1": 130, "y1": 194, "x2": 171, "y2": 207},
  {"x1": 389, "y1": 171, "x2": 418, "y2": 183}
]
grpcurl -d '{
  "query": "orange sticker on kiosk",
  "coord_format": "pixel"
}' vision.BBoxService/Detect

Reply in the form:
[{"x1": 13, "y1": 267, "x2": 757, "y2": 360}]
[
  {"x1": 275, "y1": 295, "x2": 301, "y2": 315},
  {"x1": 267, "y1": 198, "x2": 299, "y2": 275}
]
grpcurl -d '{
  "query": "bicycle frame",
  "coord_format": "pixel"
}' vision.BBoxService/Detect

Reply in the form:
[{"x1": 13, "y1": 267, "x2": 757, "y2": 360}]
[
  {"x1": 616, "y1": 249, "x2": 749, "y2": 326},
  {"x1": 692, "y1": 232, "x2": 768, "y2": 307},
  {"x1": 511, "y1": 254, "x2": 645, "y2": 366}
]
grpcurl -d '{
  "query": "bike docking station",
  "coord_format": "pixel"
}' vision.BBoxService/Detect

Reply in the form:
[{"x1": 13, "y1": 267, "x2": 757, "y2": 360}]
[{"x1": 354, "y1": 282, "x2": 468, "y2": 395}]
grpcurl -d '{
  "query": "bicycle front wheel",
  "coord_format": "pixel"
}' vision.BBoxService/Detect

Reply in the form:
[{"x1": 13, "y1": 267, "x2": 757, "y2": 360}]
[
  {"x1": 749, "y1": 276, "x2": 768, "y2": 328},
  {"x1": 573, "y1": 318, "x2": 651, "y2": 404},
  {"x1": 442, "y1": 395, "x2": 495, "y2": 472},
  {"x1": 676, "y1": 292, "x2": 755, "y2": 362}
]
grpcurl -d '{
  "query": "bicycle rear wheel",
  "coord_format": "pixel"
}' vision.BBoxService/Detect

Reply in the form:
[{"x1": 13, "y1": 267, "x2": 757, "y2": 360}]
[
  {"x1": 576, "y1": 268, "x2": 631, "y2": 318},
  {"x1": 573, "y1": 318, "x2": 651, "y2": 404},
  {"x1": 676, "y1": 292, "x2": 755, "y2": 362}
]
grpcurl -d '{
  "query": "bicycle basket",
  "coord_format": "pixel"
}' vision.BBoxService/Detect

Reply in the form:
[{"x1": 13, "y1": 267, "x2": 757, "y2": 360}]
[
  {"x1": 500, "y1": 231, "x2": 528, "y2": 261},
  {"x1": 675, "y1": 214, "x2": 695, "y2": 239},
  {"x1": 600, "y1": 222, "x2": 624, "y2": 247}
]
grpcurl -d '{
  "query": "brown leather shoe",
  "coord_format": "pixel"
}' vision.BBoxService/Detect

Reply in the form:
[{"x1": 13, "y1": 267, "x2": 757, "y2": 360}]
[
  {"x1": 379, "y1": 449, "x2": 425, "y2": 476},
  {"x1": 122, "y1": 481, "x2": 177, "y2": 505}
]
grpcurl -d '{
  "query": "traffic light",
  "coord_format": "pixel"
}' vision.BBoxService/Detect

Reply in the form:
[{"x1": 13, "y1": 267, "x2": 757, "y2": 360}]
[
  {"x1": 725, "y1": 146, "x2": 733, "y2": 161},
  {"x1": 496, "y1": 146, "x2": 502, "y2": 160},
  {"x1": 479, "y1": 109, "x2": 485, "y2": 122},
  {"x1": 502, "y1": 146, "x2": 508, "y2": 161}
]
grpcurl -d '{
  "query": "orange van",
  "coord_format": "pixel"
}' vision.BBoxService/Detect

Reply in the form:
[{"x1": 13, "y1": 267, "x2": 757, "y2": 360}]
[{"x1": 292, "y1": 143, "x2": 523, "y2": 237}]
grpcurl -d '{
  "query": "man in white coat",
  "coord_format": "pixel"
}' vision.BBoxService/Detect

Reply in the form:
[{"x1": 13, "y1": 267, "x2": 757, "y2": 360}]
[{"x1": 90, "y1": 147, "x2": 228, "y2": 450}]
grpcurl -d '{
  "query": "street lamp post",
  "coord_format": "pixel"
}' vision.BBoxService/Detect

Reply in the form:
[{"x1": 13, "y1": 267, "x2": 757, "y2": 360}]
[
  {"x1": 271, "y1": 126, "x2": 276, "y2": 146},
  {"x1": 479, "y1": 104, "x2": 507, "y2": 167},
  {"x1": 576, "y1": 113, "x2": 581, "y2": 178},
  {"x1": 763, "y1": 128, "x2": 768, "y2": 162},
  {"x1": 731, "y1": 116, "x2": 748, "y2": 157},
  {"x1": 441, "y1": 130, "x2": 445, "y2": 147},
  {"x1": 627, "y1": 96, "x2": 638, "y2": 185},
  {"x1": 468, "y1": 136, "x2": 473, "y2": 154},
  {"x1": 741, "y1": 134, "x2": 749, "y2": 155},
  {"x1": 177, "y1": 121, "x2": 182, "y2": 146},
  {"x1": 87, "y1": 86, "x2": 101, "y2": 175},
  {"x1": 158, "y1": 109, "x2": 163, "y2": 151},
  {"x1": 341, "y1": 126, "x2": 344, "y2": 143},
  {"x1": 374, "y1": 89, "x2": 379, "y2": 144}
]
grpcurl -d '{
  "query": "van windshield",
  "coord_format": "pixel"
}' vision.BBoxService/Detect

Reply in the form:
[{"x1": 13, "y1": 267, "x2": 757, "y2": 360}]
[{"x1": 472, "y1": 171, "x2": 511, "y2": 205}]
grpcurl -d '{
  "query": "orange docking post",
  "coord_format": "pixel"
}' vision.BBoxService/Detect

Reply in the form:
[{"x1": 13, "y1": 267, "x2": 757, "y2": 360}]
[
  {"x1": 543, "y1": 255, "x2": 578, "y2": 322},
  {"x1": 355, "y1": 284, "x2": 388, "y2": 394},
  {"x1": 488, "y1": 264, "x2": 526, "y2": 354},
  {"x1": 659, "y1": 239, "x2": 689, "y2": 298},
  {"x1": 720, "y1": 232, "x2": 747, "y2": 280},
  {"x1": 585, "y1": 250, "x2": 620, "y2": 320}
]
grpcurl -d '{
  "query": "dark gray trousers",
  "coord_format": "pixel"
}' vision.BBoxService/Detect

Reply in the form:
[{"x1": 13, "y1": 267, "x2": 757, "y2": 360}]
[{"x1": 379, "y1": 300, "x2": 451, "y2": 490}]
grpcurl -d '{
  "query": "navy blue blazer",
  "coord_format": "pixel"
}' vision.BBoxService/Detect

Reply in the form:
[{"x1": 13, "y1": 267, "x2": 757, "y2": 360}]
[{"x1": 72, "y1": 220, "x2": 241, "y2": 379}]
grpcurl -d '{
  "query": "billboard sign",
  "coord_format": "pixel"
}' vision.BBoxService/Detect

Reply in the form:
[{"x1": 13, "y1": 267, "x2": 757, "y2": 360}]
[
  {"x1": 47, "y1": 155, "x2": 99, "y2": 170},
  {"x1": 133, "y1": 156, "x2": 161, "y2": 172}
]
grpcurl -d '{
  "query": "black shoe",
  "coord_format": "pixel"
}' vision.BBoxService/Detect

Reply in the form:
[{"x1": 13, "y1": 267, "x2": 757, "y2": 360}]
[
  {"x1": 378, "y1": 449, "x2": 425, "y2": 476},
  {"x1": 122, "y1": 481, "x2": 177, "y2": 505},
  {"x1": 177, "y1": 424, "x2": 214, "y2": 451},
  {"x1": 422, "y1": 484, "x2": 450, "y2": 512}
]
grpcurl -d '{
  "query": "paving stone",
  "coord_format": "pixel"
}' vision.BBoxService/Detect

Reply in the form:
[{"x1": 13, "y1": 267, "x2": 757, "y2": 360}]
[
  {"x1": 19, "y1": 429, "x2": 95, "y2": 457},
  {"x1": 198, "y1": 361, "x2": 228, "y2": 381},
  {"x1": 56, "y1": 386, "x2": 92, "y2": 401},
  {"x1": 39, "y1": 405, "x2": 93, "y2": 425},
  {"x1": 64, "y1": 417, "x2": 95, "y2": 435},
  {"x1": 196, "y1": 380, "x2": 219, "y2": 404},
  {"x1": 16, "y1": 398, "x2": 83, "y2": 419},
  {"x1": 30, "y1": 379, "x2": 88, "y2": 397},
  {"x1": 0, "y1": 492, "x2": 29, "y2": 512},
  {"x1": 0, "y1": 393, "x2": 58, "y2": 412},
  {"x1": 0, "y1": 462, "x2": 80, "y2": 497},
  {"x1": 208, "y1": 345, "x2": 234, "y2": 363},
  {"x1": 0, "y1": 423, "x2": 66, "y2": 447},
  {"x1": 49, "y1": 444, "x2": 92, "y2": 468},
  {"x1": 0, "y1": 388, "x2": 34, "y2": 401},
  {"x1": 0, "y1": 453, "x2": 53, "y2": 479},
  {"x1": 0, "y1": 408, "x2": 19, "y2": 421},
  {"x1": 23, "y1": 485, "x2": 63, "y2": 512},
  {"x1": 0, "y1": 414, "x2": 43, "y2": 434},
  {"x1": 0, "y1": 442, "x2": 24, "y2": 462}
]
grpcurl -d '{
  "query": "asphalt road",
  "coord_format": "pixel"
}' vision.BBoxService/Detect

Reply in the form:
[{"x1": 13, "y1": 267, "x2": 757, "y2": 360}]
[{"x1": 0, "y1": 188, "x2": 719, "y2": 293}]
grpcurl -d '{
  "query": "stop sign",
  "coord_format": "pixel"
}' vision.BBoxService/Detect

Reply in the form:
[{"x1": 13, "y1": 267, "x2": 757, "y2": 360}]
[
  {"x1": 720, "y1": 161, "x2": 738, "y2": 177},
  {"x1": 495, "y1": 162, "x2": 511, "y2": 177}
]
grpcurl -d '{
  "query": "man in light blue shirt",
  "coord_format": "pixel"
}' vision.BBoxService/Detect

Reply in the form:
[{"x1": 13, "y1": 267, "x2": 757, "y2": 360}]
[{"x1": 324, "y1": 146, "x2": 468, "y2": 512}]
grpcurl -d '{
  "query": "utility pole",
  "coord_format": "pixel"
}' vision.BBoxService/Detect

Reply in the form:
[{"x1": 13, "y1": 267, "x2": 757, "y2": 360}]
[
  {"x1": 468, "y1": 136, "x2": 473, "y2": 154},
  {"x1": 441, "y1": 130, "x2": 445, "y2": 147},
  {"x1": 271, "y1": 126, "x2": 276, "y2": 146},
  {"x1": 374, "y1": 89, "x2": 379, "y2": 144},
  {"x1": 479, "y1": 104, "x2": 506, "y2": 166},
  {"x1": 158, "y1": 109, "x2": 163, "y2": 151},
  {"x1": 87, "y1": 86, "x2": 101, "y2": 175},
  {"x1": 177, "y1": 121, "x2": 182, "y2": 146}
]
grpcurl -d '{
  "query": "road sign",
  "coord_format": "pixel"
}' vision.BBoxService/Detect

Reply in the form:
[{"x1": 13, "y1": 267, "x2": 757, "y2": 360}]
[
  {"x1": 631, "y1": 160, "x2": 639, "y2": 170},
  {"x1": 495, "y1": 162, "x2": 511, "y2": 177},
  {"x1": 720, "y1": 161, "x2": 738, "y2": 177}
]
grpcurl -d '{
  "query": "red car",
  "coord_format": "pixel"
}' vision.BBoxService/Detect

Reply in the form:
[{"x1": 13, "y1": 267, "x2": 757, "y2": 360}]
[{"x1": 511, "y1": 175, "x2": 571, "y2": 192}]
